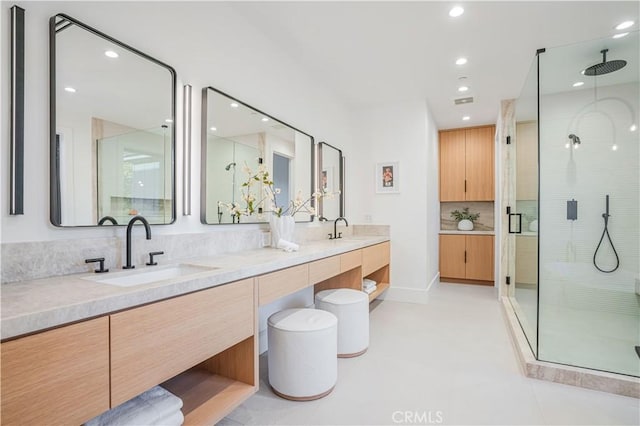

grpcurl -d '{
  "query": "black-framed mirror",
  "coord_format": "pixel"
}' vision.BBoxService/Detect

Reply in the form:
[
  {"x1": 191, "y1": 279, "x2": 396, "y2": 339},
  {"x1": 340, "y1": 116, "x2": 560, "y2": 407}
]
[
  {"x1": 50, "y1": 14, "x2": 176, "y2": 227},
  {"x1": 201, "y1": 87, "x2": 315, "y2": 224},
  {"x1": 318, "y1": 142, "x2": 344, "y2": 219}
]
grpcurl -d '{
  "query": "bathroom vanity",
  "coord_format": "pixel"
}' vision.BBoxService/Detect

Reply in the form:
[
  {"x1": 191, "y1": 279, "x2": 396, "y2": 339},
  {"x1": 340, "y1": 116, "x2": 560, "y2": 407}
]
[{"x1": 1, "y1": 238, "x2": 390, "y2": 425}]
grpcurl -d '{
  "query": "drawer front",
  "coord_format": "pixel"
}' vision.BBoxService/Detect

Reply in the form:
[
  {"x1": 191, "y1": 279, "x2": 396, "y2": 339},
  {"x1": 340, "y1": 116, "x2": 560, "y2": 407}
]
[
  {"x1": 362, "y1": 242, "x2": 390, "y2": 276},
  {"x1": 340, "y1": 249, "x2": 362, "y2": 272},
  {"x1": 110, "y1": 278, "x2": 254, "y2": 406},
  {"x1": 1, "y1": 317, "x2": 110, "y2": 426},
  {"x1": 309, "y1": 256, "x2": 341, "y2": 284},
  {"x1": 257, "y1": 264, "x2": 309, "y2": 306}
]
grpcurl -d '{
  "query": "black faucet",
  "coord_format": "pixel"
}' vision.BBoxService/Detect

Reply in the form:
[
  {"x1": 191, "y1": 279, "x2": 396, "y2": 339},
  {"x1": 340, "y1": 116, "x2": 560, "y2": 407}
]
[
  {"x1": 98, "y1": 215, "x2": 118, "y2": 225},
  {"x1": 330, "y1": 217, "x2": 349, "y2": 240},
  {"x1": 123, "y1": 215, "x2": 151, "y2": 269}
]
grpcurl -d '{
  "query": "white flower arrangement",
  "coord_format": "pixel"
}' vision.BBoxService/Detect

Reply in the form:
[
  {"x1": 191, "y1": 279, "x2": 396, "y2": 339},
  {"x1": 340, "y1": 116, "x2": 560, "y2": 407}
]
[{"x1": 218, "y1": 161, "x2": 327, "y2": 219}]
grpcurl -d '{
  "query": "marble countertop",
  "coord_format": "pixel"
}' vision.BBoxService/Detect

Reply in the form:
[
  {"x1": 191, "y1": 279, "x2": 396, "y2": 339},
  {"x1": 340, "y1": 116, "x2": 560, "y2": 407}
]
[
  {"x1": 1, "y1": 236, "x2": 388, "y2": 340},
  {"x1": 439, "y1": 230, "x2": 495, "y2": 235}
]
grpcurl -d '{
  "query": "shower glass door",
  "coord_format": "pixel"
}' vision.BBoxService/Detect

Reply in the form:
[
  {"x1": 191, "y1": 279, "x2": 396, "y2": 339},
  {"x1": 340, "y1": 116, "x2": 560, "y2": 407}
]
[
  {"x1": 537, "y1": 32, "x2": 639, "y2": 376},
  {"x1": 510, "y1": 54, "x2": 539, "y2": 356}
]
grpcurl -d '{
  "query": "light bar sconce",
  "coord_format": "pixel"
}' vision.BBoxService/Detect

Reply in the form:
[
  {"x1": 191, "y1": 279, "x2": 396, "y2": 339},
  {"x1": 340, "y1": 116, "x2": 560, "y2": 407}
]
[
  {"x1": 182, "y1": 84, "x2": 192, "y2": 215},
  {"x1": 10, "y1": 5, "x2": 25, "y2": 215}
]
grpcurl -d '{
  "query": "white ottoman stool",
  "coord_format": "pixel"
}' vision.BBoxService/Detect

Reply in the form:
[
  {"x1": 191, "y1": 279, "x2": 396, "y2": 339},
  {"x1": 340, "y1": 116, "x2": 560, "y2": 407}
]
[
  {"x1": 267, "y1": 308, "x2": 338, "y2": 400},
  {"x1": 315, "y1": 288, "x2": 369, "y2": 357}
]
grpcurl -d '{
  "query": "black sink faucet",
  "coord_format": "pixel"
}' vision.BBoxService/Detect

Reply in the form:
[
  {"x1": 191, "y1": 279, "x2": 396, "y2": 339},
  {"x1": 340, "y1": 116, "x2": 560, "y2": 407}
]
[
  {"x1": 330, "y1": 217, "x2": 349, "y2": 240},
  {"x1": 123, "y1": 215, "x2": 151, "y2": 269}
]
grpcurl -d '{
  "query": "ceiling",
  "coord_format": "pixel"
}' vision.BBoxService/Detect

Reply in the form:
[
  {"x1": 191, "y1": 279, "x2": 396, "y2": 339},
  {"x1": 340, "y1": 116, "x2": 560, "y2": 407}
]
[{"x1": 231, "y1": 1, "x2": 639, "y2": 130}]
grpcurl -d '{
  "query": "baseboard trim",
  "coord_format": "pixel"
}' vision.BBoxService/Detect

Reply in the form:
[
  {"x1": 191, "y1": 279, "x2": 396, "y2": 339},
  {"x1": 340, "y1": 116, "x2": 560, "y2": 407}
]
[{"x1": 378, "y1": 273, "x2": 439, "y2": 304}]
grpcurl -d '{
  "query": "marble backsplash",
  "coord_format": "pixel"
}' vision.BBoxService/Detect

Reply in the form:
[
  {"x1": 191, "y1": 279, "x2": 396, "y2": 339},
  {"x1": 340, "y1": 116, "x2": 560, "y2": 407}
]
[
  {"x1": 1, "y1": 223, "x2": 387, "y2": 284},
  {"x1": 440, "y1": 201, "x2": 495, "y2": 231}
]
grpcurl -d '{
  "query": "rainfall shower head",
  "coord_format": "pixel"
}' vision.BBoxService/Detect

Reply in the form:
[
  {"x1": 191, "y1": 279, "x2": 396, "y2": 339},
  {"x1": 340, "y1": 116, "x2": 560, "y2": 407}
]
[
  {"x1": 225, "y1": 162, "x2": 236, "y2": 171},
  {"x1": 583, "y1": 49, "x2": 627, "y2": 76},
  {"x1": 568, "y1": 134, "x2": 581, "y2": 145}
]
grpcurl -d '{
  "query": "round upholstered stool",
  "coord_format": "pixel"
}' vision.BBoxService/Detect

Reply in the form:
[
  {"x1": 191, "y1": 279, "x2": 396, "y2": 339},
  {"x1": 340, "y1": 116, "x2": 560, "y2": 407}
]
[
  {"x1": 315, "y1": 288, "x2": 369, "y2": 357},
  {"x1": 267, "y1": 308, "x2": 338, "y2": 401}
]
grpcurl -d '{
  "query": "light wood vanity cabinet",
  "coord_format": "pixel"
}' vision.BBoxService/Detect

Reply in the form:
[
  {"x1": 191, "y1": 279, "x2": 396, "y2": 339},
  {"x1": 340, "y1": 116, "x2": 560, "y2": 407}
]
[
  {"x1": 439, "y1": 125, "x2": 495, "y2": 201},
  {"x1": 257, "y1": 264, "x2": 309, "y2": 306},
  {"x1": 0, "y1": 317, "x2": 110, "y2": 426},
  {"x1": 110, "y1": 278, "x2": 255, "y2": 406},
  {"x1": 440, "y1": 234, "x2": 494, "y2": 283}
]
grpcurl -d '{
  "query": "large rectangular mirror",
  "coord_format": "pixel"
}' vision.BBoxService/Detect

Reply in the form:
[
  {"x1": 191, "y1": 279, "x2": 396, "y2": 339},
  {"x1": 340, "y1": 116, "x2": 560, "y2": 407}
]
[
  {"x1": 201, "y1": 87, "x2": 315, "y2": 224},
  {"x1": 50, "y1": 14, "x2": 176, "y2": 226},
  {"x1": 318, "y1": 142, "x2": 344, "y2": 220}
]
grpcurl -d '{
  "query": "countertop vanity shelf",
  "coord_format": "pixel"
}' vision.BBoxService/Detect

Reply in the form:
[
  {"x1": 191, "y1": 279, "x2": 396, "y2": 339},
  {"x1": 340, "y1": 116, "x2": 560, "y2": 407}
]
[{"x1": 1, "y1": 236, "x2": 390, "y2": 425}]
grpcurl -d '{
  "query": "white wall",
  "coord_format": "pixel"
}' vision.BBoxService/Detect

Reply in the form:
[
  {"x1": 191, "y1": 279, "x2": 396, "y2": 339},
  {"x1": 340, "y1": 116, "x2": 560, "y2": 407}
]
[
  {"x1": 348, "y1": 100, "x2": 440, "y2": 299},
  {"x1": 0, "y1": 1, "x2": 352, "y2": 242}
]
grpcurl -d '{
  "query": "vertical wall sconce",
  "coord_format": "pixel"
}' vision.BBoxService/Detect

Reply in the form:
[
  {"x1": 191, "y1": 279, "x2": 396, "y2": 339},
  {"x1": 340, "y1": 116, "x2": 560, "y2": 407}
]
[
  {"x1": 10, "y1": 5, "x2": 25, "y2": 215},
  {"x1": 182, "y1": 84, "x2": 192, "y2": 215}
]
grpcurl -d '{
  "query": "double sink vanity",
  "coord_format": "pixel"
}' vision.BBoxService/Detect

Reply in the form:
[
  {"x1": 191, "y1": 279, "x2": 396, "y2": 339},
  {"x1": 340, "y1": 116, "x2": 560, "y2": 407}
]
[{"x1": 1, "y1": 237, "x2": 390, "y2": 425}]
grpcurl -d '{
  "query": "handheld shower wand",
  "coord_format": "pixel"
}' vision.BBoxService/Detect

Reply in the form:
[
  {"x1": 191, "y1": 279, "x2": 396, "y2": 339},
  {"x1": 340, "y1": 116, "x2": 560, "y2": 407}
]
[{"x1": 593, "y1": 194, "x2": 620, "y2": 273}]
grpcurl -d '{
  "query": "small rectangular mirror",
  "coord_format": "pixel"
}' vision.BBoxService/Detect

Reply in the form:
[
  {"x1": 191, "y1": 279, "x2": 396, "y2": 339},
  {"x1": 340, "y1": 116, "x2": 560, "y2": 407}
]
[
  {"x1": 50, "y1": 14, "x2": 176, "y2": 226},
  {"x1": 318, "y1": 142, "x2": 344, "y2": 219},
  {"x1": 201, "y1": 87, "x2": 315, "y2": 224}
]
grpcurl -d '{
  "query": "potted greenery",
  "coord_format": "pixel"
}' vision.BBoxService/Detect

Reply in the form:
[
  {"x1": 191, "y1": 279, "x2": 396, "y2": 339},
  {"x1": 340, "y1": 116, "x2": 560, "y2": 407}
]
[{"x1": 450, "y1": 207, "x2": 480, "y2": 231}]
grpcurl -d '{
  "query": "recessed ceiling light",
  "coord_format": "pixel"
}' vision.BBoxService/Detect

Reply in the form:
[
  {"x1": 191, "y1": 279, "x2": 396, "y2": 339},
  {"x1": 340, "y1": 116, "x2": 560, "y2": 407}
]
[
  {"x1": 611, "y1": 144, "x2": 618, "y2": 151},
  {"x1": 64, "y1": 87, "x2": 76, "y2": 93},
  {"x1": 462, "y1": 116, "x2": 470, "y2": 121},
  {"x1": 449, "y1": 6, "x2": 464, "y2": 17},
  {"x1": 455, "y1": 57, "x2": 467, "y2": 65},
  {"x1": 615, "y1": 21, "x2": 634, "y2": 30},
  {"x1": 261, "y1": 117, "x2": 269, "y2": 122},
  {"x1": 573, "y1": 81, "x2": 584, "y2": 87},
  {"x1": 613, "y1": 32, "x2": 629, "y2": 39},
  {"x1": 210, "y1": 126, "x2": 217, "y2": 131},
  {"x1": 165, "y1": 119, "x2": 173, "y2": 123},
  {"x1": 104, "y1": 50, "x2": 119, "y2": 58},
  {"x1": 230, "y1": 103, "x2": 239, "y2": 108},
  {"x1": 458, "y1": 86, "x2": 469, "y2": 92},
  {"x1": 630, "y1": 124, "x2": 637, "y2": 132}
]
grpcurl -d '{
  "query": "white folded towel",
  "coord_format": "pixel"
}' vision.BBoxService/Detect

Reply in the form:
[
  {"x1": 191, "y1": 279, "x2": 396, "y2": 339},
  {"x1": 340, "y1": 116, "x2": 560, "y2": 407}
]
[
  {"x1": 85, "y1": 386, "x2": 183, "y2": 426},
  {"x1": 151, "y1": 410, "x2": 184, "y2": 426},
  {"x1": 364, "y1": 285, "x2": 377, "y2": 295},
  {"x1": 363, "y1": 278, "x2": 377, "y2": 288},
  {"x1": 277, "y1": 238, "x2": 299, "y2": 252}
]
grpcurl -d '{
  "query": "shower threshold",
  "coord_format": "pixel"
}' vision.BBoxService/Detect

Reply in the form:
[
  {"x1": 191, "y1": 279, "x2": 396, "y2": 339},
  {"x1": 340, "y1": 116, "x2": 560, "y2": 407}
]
[{"x1": 501, "y1": 298, "x2": 640, "y2": 398}]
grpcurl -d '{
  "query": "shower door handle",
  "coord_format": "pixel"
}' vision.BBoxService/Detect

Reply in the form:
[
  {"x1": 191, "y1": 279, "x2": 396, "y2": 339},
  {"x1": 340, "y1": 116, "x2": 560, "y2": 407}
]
[{"x1": 508, "y1": 213, "x2": 522, "y2": 234}]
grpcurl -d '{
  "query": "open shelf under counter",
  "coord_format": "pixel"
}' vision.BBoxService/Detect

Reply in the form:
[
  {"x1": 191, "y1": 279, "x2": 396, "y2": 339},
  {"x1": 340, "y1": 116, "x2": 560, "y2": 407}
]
[
  {"x1": 368, "y1": 281, "x2": 390, "y2": 302},
  {"x1": 162, "y1": 368, "x2": 256, "y2": 426}
]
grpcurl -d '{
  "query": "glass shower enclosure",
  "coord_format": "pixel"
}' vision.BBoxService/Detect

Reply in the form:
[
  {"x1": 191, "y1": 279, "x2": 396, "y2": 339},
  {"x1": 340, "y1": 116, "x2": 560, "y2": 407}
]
[{"x1": 509, "y1": 31, "x2": 639, "y2": 377}]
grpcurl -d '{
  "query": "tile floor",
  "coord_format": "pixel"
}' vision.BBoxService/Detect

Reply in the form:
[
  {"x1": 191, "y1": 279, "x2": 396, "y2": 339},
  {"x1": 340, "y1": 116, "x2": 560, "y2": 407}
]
[{"x1": 219, "y1": 282, "x2": 640, "y2": 425}]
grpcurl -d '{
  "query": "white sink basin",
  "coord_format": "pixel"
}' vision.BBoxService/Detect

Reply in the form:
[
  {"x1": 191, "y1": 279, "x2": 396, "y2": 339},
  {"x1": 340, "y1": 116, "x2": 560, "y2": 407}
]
[{"x1": 84, "y1": 264, "x2": 217, "y2": 287}]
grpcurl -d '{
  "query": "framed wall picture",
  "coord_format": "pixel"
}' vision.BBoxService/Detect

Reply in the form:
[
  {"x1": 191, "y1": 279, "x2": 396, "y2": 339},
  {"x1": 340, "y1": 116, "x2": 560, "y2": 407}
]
[{"x1": 375, "y1": 162, "x2": 399, "y2": 193}]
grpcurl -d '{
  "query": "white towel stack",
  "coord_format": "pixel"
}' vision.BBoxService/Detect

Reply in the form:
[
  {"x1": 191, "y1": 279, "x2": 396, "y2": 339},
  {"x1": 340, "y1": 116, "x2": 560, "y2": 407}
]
[
  {"x1": 362, "y1": 278, "x2": 377, "y2": 295},
  {"x1": 84, "y1": 386, "x2": 184, "y2": 426}
]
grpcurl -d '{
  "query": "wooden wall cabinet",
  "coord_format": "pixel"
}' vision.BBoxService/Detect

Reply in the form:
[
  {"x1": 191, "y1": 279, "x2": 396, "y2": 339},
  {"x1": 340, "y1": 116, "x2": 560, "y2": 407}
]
[
  {"x1": 1, "y1": 317, "x2": 110, "y2": 426},
  {"x1": 439, "y1": 234, "x2": 494, "y2": 283},
  {"x1": 439, "y1": 125, "x2": 495, "y2": 201}
]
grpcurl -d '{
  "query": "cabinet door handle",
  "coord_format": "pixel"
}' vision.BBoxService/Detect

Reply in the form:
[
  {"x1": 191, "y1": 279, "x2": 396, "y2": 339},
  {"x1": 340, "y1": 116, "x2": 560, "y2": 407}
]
[
  {"x1": 464, "y1": 250, "x2": 467, "y2": 263},
  {"x1": 464, "y1": 179, "x2": 467, "y2": 192}
]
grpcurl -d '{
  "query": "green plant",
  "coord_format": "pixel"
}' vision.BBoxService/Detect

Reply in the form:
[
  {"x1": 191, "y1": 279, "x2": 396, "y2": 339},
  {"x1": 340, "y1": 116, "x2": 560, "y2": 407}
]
[{"x1": 450, "y1": 207, "x2": 480, "y2": 223}]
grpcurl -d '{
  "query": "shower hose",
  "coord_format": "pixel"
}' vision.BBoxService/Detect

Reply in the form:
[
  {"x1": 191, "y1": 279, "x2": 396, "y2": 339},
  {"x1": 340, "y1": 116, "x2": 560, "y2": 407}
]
[{"x1": 593, "y1": 211, "x2": 620, "y2": 273}]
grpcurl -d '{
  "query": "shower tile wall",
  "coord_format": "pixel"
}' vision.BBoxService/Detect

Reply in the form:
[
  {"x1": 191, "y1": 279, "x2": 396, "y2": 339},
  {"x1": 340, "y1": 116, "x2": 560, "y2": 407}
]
[{"x1": 538, "y1": 80, "x2": 639, "y2": 376}]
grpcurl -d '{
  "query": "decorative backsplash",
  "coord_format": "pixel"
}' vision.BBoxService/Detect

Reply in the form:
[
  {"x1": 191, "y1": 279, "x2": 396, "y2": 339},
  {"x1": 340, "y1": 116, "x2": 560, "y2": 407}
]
[
  {"x1": 1, "y1": 224, "x2": 388, "y2": 284},
  {"x1": 440, "y1": 201, "x2": 495, "y2": 231}
]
